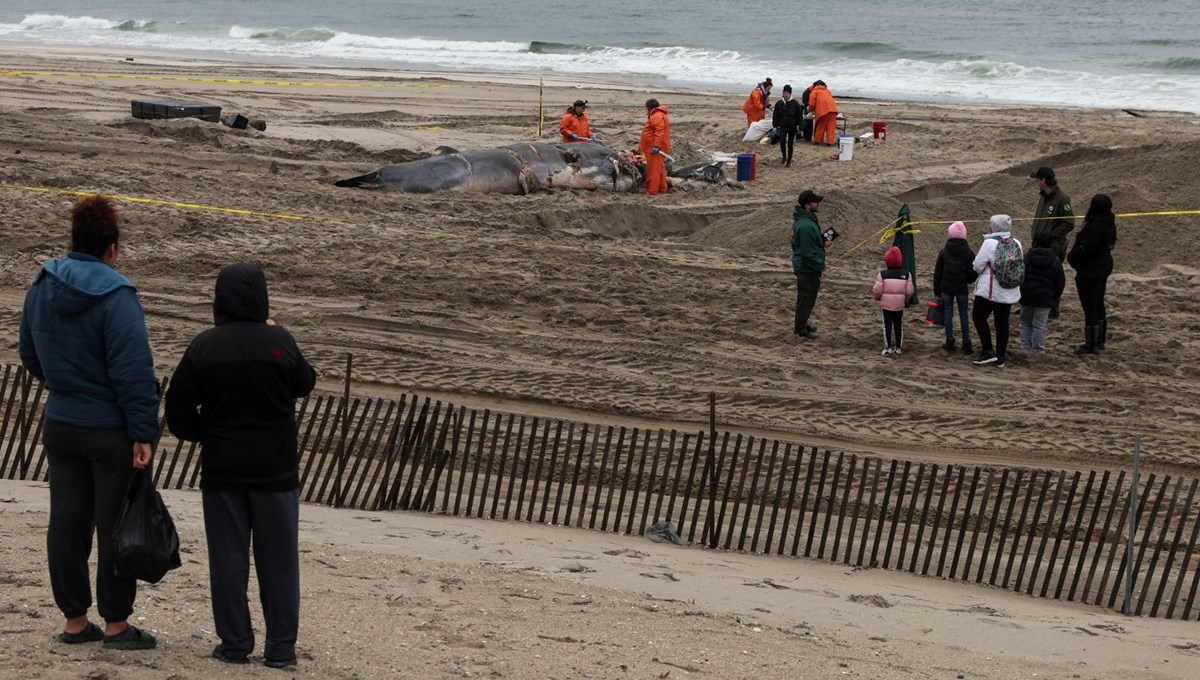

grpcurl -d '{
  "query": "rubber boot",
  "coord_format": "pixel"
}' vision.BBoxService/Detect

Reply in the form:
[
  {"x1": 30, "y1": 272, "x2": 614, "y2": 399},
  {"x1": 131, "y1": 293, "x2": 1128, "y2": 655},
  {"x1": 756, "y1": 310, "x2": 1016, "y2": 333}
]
[
  {"x1": 1097, "y1": 319, "x2": 1107, "y2": 350},
  {"x1": 1074, "y1": 326, "x2": 1096, "y2": 355}
]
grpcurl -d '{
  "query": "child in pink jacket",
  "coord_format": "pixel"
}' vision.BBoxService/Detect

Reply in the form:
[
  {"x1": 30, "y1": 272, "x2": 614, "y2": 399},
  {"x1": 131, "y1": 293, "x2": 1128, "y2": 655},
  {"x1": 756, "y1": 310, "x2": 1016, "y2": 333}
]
[{"x1": 873, "y1": 246, "x2": 915, "y2": 356}]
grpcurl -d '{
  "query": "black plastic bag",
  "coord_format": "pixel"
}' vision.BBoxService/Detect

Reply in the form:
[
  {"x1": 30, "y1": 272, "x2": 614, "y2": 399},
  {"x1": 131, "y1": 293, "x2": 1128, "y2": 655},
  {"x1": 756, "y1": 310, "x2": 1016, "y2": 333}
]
[{"x1": 113, "y1": 467, "x2": 182, "y2": 583}]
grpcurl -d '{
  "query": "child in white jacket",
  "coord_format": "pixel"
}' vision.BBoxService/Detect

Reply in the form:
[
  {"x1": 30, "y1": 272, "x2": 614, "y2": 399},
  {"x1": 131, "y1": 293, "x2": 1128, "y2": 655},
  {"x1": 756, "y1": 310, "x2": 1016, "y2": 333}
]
[{"x1": 971, "y1": 215, "x2": 1023, "y2": 368}]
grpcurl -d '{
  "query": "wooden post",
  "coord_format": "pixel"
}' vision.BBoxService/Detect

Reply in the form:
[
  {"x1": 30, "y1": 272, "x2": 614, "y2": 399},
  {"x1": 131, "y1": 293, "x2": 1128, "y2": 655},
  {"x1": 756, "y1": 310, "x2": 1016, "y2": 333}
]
[{"x1": 705, "y1": 392, "x2": 718, "y2": 548}]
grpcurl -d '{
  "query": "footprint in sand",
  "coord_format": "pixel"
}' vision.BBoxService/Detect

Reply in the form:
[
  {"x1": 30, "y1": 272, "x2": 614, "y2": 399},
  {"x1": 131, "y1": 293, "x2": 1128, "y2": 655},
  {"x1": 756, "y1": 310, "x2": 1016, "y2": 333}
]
[{"x1": 847, "y1": 594, "x2": 893, "y2": 608}]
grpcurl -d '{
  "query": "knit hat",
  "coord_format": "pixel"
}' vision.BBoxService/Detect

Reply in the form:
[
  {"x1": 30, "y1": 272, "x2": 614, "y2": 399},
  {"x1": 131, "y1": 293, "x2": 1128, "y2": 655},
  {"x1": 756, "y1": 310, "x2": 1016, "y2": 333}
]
[
  {"x1": 884, "y1": 246, "x2": 903, "y2": 268},
  {"x1": 782, "y1": 84, "x2": 792, "y2": 93},
  {"x1": 990, "y1": 214, "x2": 1012, "y2": 233},
  {"x1": 947, "y1": 221, "x2": 967, "y2": 240}
]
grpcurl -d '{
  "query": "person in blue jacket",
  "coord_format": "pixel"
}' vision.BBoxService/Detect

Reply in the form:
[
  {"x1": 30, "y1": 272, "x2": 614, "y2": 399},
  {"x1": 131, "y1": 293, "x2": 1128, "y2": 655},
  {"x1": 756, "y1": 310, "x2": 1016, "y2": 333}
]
[{"x1": 18, "y1": 195, "x2": 160, "y2": 650}]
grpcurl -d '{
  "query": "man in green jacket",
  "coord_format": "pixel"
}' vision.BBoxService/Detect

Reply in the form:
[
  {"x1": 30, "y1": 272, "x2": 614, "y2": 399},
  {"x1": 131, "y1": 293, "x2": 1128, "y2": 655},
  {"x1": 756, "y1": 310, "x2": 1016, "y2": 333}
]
[
  {"x1": 791, "y1": 189, "x2": 831, "y2": 340},
  {"x1": 1030, "y1": 166, "x2": 1074, "y2": 317}
]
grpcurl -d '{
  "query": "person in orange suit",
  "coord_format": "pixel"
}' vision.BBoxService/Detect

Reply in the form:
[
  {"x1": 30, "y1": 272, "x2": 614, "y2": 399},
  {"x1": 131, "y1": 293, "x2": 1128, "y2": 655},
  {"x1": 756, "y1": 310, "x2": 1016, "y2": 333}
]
[
  {"x1": 809, "y1": 80, "x2": 839, "y2": 146},
  {"x1": 742, "y1": 78, "x2": 772, "y2": 126},
  {"x1": 638, "y1": 99, "x2": 671, "y2": 196},
  {"x1": 559, "y1": 99, "x2": 593, "y2": 143}
]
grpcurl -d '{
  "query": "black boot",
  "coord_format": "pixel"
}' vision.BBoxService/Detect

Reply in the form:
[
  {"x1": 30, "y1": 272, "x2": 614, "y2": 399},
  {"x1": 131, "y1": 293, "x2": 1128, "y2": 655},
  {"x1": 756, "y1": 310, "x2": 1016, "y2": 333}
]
[
  {"x1": 1097, "y1": 319, "x2": 1107, "y2": 350},
  {"x1": 1074, "y1": 326, "x2": 1096, "y2": 355}
]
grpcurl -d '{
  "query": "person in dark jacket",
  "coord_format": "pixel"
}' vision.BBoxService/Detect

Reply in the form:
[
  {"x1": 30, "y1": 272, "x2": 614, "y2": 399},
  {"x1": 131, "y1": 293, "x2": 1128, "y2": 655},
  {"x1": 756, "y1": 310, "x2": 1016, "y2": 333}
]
[
  {"x1": 1019, "y1": 231, "x2": 1066, "y2": 353},
  {"x1": 165, "y1": 263, "x2": 316, "y2": 669},
  {"x1": 932, "y1": 221, "x2": 977, "y2": 353},
  {"x1": 1030, "y1": 166, "x2": 1074, "y2": 318},
  {"x1": 791, "y1": 190, "x2": 831, "y2": 340},
  {"x1": 772, "y1": 84, "x2": 802, "y2": 167},
  {"x1": 18, "y1": 195, "x2": 159, "y2": 650},
  {"x1": 1067, "y1": 193, "x2": 1118, "y2": 354}
]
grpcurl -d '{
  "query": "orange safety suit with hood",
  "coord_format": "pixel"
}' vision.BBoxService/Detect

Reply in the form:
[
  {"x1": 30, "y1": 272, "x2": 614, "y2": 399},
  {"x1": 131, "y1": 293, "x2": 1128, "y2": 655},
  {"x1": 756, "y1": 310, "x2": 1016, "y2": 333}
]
[
  {"x1": 639, "y1": 104, "x2": 671, "y2": 195},
  {"x1": 559, "y1": 106, "x2": 592, "y2": 143},
  {"x1": 742, "y1": 82, "x2": 771, "y2": 126},
  {"x1": 809, "y1": 82, "x2": 838, "y2": 146}
]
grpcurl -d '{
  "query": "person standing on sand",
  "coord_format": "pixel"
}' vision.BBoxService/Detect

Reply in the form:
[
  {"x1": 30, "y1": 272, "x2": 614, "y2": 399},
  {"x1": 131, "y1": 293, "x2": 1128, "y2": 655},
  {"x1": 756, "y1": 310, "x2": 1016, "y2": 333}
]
[
  {"x1": 808, "y1": 80, "x2": 838, "y2": 147},
  {"x1": 772, "y1": 84, "x2": 802, "y2": 167},
  {"x1": 18, "y1": 195, "x2": 160, "y2": 650},
  {"x1": 165, "y1": 263, "x2": 316, "y2": 669},
  {"x1": 971, "y1": 215, "x2": 1023, "y2": 368},
  {"x1": 1067, "y1": 193, "x2": 1118, "y2": 355},
  {"x1": 1030, "y1": 166, "x2": 1074, "y2": 318},
  {"x1": 932, "y1": 221, "x2": 977, "y2": 354},
  {"x1": 1018, "y1": 231, "x2": 1066, "y2": 354},
  {"x1": 873, "y1": 246, "x2": 915, "y2": 356},
  {"x1": 559, "y1": 99, "x2": 593, "y2": 143},
  {"x1": 742, "y1": 78, "x2": 772, "y2": 126},
  {"x1": 791, "y1": 190, "x2": 832, "y2": 340},
  {"x1": 639, "y1": 99, "x2": 671, "y2": 196}
]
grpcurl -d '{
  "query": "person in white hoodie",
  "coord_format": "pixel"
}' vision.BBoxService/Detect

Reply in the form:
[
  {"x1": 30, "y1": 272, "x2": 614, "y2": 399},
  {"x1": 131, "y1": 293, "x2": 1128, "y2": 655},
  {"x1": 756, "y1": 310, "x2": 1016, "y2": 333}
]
[{"x1": 971, "y1": 214, "x2": 1023, "y2": 368}]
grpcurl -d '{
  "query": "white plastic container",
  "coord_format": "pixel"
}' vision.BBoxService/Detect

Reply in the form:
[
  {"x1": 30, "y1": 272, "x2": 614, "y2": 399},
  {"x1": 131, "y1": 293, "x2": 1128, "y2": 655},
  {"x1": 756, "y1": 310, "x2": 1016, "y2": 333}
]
[{"x1": 838, "y1": 134, "x2": 854, "y2": 161}]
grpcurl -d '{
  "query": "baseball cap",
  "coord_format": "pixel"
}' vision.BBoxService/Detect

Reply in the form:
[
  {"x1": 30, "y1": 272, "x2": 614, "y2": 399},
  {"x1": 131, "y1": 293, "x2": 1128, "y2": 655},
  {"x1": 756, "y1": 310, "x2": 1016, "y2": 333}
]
[
  {"x1": 797, "y1": 189, "x2": 824, "y2": 205},
  {"x1": 1029, "y1": 166, "x2": 1055, "y2": 181}
]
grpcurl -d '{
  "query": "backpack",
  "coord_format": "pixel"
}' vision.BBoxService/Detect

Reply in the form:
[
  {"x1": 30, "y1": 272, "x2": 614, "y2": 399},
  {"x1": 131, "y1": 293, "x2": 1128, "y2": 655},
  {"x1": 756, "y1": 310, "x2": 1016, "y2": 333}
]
[{"x1": 990, "y1": 235, "x2": 1025, "y2": 289}]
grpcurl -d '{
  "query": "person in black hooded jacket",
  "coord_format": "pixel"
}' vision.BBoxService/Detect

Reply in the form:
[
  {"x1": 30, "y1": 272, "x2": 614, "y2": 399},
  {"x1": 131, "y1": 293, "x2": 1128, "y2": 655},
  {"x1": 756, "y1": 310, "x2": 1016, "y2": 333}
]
[
  {"x1": 1067, "y1": 194, "x2": 1117, "y2": 354},
  {"x1": 772, "y1": 84, "x2": 802, "y2": 167},
  {"x1": 932, "y1": 221, "x2": 977, "y2": 353},
  {"x1": 165, "y1": 263, "x2": 315, "y2": 669},
  {"x1": 1019, "y1": 231, "x2": 1066, "y2": 353}
]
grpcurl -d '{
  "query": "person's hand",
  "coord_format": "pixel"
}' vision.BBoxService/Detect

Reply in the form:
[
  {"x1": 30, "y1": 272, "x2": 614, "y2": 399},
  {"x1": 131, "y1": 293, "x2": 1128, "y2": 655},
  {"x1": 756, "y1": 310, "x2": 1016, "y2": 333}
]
[
  {"x1": 266, "y1": 318, "x2": 277, "y2": 326},
  {"x1": 652, "y1": 146, "x2": 660, "y2": 154},
  {"x1": 588, "y1": 135, "x2": 595, "y2": 141},
  {"x1": 132, "y1": 442, "x2": 153, "y2": 469},
  {"x1": 570, "y1": 133, "x2": 579, "y2": 139},
  {"x1": 824, "y1": 239, "x2": 833, "y2": 249}
]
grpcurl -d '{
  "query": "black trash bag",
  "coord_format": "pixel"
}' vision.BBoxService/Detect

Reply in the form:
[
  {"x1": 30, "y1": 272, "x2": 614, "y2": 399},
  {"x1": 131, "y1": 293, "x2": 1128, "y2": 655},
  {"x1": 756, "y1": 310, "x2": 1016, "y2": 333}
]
[{"x1": 113, "y1": 467, "x2": 182, "y2": 583}]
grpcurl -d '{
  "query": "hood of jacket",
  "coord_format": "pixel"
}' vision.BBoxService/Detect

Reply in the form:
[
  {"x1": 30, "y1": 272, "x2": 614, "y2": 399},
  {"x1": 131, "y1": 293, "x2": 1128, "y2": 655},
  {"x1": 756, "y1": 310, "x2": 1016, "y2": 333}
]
[
  {"x1": 34, "y1": 252, "x2": 135, "y2": 318},
  {"x1": 1026, "y1": 246, "x2": 1059, "y2": 268},
  {"x1": 214, "y1": 263, "x2": 269, "y2": 325},
  {"x1": 944, "y1": 237, "x2": 972, "y2": 257},
  {"x1": 792, "y1": 205, "x2": 818, "y2": 222},
  {"x1": 648, "y1": 104, "x2": 669, "y2": 117}
]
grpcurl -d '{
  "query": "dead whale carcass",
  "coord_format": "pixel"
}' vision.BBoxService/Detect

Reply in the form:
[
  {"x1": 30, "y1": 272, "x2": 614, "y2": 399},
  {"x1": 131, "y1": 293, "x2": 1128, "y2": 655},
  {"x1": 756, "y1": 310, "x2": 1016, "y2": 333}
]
[{"x1": 334, "y1": 141, "x2": 640, "y2": 194}]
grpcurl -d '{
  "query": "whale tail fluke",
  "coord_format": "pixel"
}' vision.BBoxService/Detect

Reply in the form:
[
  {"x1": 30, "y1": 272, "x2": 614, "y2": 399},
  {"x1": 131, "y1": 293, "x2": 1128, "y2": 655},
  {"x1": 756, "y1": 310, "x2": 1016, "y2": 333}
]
[{"x1": 334, "y1": 170, "x2": 381, "y2": 188}]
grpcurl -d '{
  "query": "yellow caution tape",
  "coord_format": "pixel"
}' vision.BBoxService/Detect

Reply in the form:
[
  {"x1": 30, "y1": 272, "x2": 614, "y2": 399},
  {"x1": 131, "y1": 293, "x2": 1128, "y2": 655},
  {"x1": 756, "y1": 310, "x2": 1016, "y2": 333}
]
[
  {"x1": 0, "y1": 70, "x2": 449, "y2": 89},
  {"x1": 907, "y1": 209, "x2": 1200, "y2": 227},
  {"x1": 0, "y1": 184, "x2": 353, "y2": 226}
]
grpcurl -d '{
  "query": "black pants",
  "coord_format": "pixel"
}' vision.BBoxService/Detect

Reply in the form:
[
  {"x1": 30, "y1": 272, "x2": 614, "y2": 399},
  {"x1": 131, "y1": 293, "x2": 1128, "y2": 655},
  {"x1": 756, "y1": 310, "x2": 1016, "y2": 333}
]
[
  {"x1": 794, "y1": 272, "x2": 822, "y2": 334},
  {"x1": 882, "y1": 310, "x2": 903, "y2": 349},
  {"x1": 972, "y1": 296, "x2": 1012, "y2": 357},
  {"x1": 1076, "y1": 274, "x2": 1109, "y2": 326},
  {"x1": 203, "y1": 487, "x2": 300, "y2": 662},
  {"x1": 44, "y1": 418, "x2": 138, "y2": 623},
  {"x1": 779, "y1": 128, "x2": 796, "y2": 164}
]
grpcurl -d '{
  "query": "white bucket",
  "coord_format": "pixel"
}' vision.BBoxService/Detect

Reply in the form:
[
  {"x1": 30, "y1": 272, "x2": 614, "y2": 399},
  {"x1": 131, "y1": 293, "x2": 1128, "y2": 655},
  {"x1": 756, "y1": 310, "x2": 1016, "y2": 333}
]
[{"x1": 837, "y1": 134, "x2": 854, "y2": 161}]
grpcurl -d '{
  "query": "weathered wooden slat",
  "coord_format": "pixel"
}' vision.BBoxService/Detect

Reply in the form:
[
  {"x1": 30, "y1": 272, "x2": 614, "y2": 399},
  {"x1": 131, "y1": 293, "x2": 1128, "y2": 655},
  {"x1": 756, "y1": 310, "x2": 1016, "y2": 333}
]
[
  {"x1": 488, "y1": 414, "x2": 518, "y2": 520},
  {"x1": 1172, "y1": 494, "x2": 1200, "y2": 619},
  {"x1": 923, "y1": 464, "x2": 953, "y2": 576},
  {"x1": 1118, "y1": 475, "x2": 1171, "y2": 611},
  {"x1": 563, "y1": 423, "x2": 590, "y2": 527},
  {"x1": 414, "y1": 401, "x2": 455, "y2": 511},
  {"x1": 346, "y1": 399, "x2": 399, "y2": 510},
  {"x1": 601, "y1": 427, "x2": 628, "y2": 533},
  {"x1": 382, "y1": 395, "x2": 429, "y2": 511},
  {"x1": 1003, "y1": 470, "x2": 1039, "y2": 589},
  {"x1": 936, "y1": 466, "x2": 966, "y2": 578},
  {"x1": 989, "y1": 469, "x2": 1022, "y2": 586},
  {"x1": 779, "y1": 443, "x2": 804, "y2": 557},
  {"x1": 961, "y1": 468, "x2": 993, "y2": 582},
  {"x1": 576, "y1": 424, "x2": 605, "y2": 529},
  {"x1": 870, "y1": 459, "x2": 898, "y2": 568},
  {"x1": 528, "y1": 419, "x2": 558, "y2": 523},
  {"x1": 678, "y1": 432, "x2": 704, "y2": 542},
  {"x1": 341, "y1": 398, "x2": 387, "y2": 508},
  {"x1": 547, "y1": 421, "x2": 571, "y2": 525},
  {"x1": 398, "y1": 400, "x2": 444, "y2": 510},
  {"x1": 858, "y1": 458, "x2": 884, "y2": 567},
  {"x1": 699, "y1": 432, "x2": 730, "y2": 548},
  {"x1": 794, "y1": 446, "x2": 819, "y2": 558},
  {"x1": 898, "y1": 462, "x2": 925, "y2": 573},
  {"x1": 766, "y1": 442, "x2": 795, "y2": 556},
  {"x1": 1014, "y1": 470, "x2": 1053, "y2": 592},
  {"x1": 467, "y1": 410, "x2": 494, "y2": 518},
  {"x1": 751, "y1": 439, "x2": 779, "y2": 554},
  {"x1": 1156, "y1": 479, "x2": 1198, "y2": 617},
  {"x1": 1096, "y1": 472, "x2": 1151, "y2": 607},
  {"x1": 662, "y1": 431, "x2": 685, "y2": 530},
  {"x1": 176, "y1": 441, "x2": 200, "y2": 490},
  {"x1": 1139, "y1": 477, "x2": 1184, "y2": 615},
  {"x1": 716, "y1": 434, "x2": 746, "y2": 550},
  {"x1": 626, "y1": 428, "x2": 654, "y2": 535},
  {"x1": 821, "y1": 452, "x2": 847, "y2": 561},
  {"x1": 511, "y1": 417, "x2": 539, "y2": 521},
  {"x1": 882, "y1": 460, "x2": 910, "y2": 568},
  {"x1": 451, "y1": 408, "x2": 478, "y2": 516},
  {"x1": 1028, "y1": 471, "x2": 1068, "y2": 596},
  {"x1": 848, "y1": 457, "x2": 872, "y2": 565},
  {"x1": 592, "y1": 426, "x2": 616, "y2": 531},
  {"x1": 739, "y1": 438, "x2": 769, "y2": 553},
  {"x1": 807, "y1": 449, "x2": 833, "y2": 559},
  {"x1": 639, "y1": 429, "x2": 666, "y2": 536},
  {"x1": 440, "y1": 406, "x2": 468, "y2": 513},
  {"x1": 309, "y1": 397, "x2": 362, "y2": 504},
  {"x1": 832, "y1": 454, "x2": 859, "y2": 565},
  {"x1": 950, "y1": 466, "x2": 980, "y2": 580},
  {"x1": 911, "y1": 463, "x2": 940, "y2": 574},
  {"x1": 1080, "y1": 471, "x2": 1122, "y2": 603},
  {"x1": 329, "y1": 398, "x2": 379, "y2": 507},
  {"x1": 1055, "y1": 470, "x2": 1095, "y2": 600},
  {"x1": 1040, "y1": 471, "x2": 1081, "y2": 597}
]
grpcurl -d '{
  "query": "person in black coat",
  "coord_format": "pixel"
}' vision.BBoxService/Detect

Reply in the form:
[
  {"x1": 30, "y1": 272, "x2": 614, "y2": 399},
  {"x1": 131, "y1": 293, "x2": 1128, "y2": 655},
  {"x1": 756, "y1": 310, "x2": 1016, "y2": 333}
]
[
  {"x1": 932, "y1": 221, "x2": 977, "y2": 353},
  {"x1": 772, "y1": 84, "x2": 802, "y2": 167},
  {"x1": 1019, "y1": 231, "x2": 1066, "y2": 353},
  {"x1": 165, "y1": 263, "x2": 316, "y2": 669},
  {"x1": 1067, "y1": 194, "x2": 1117, "y2": 354}
]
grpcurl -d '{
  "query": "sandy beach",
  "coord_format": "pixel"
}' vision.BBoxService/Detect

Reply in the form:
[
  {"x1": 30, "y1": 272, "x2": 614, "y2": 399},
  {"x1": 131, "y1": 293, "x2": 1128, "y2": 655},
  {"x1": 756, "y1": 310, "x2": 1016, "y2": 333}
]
[{"x1": 1, "y1": 46, "x2": 1200, "y2": 677}]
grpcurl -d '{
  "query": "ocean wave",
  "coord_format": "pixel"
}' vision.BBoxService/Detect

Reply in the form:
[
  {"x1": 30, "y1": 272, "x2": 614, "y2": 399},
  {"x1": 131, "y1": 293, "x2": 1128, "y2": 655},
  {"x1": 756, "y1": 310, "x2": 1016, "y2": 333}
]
[
  {"x1": 817, "y1": 41, "x2": 978, "y2": 63},
  {"x1": 19, "y1": 13, "x2": 122, "y2": 31},
  {"x1": 229, "y1": 26, "x2": 337, "y2": 42},
  {"x1": 116, "y1": 20, "x2": 158, "y2": 33},
  {"x1": 1138, "y1": 57, "x2": 1200, "y2": 73}
]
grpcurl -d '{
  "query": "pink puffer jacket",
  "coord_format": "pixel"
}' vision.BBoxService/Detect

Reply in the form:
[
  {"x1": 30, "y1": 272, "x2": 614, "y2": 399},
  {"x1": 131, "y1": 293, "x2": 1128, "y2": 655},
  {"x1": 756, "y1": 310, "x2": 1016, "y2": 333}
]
[{"x1": 872, "y1": 268, "x2": 914, "y2": 312}]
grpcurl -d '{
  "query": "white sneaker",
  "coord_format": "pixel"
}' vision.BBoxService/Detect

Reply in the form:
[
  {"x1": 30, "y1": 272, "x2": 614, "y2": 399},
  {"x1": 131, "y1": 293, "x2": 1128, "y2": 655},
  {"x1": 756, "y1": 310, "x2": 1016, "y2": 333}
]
[
  {"x1": 893, "y1": 347, "x2": 903, "y2": 356},
  {"x1": 881, "y1": 347, "x2": 893, "y2": 357}
]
